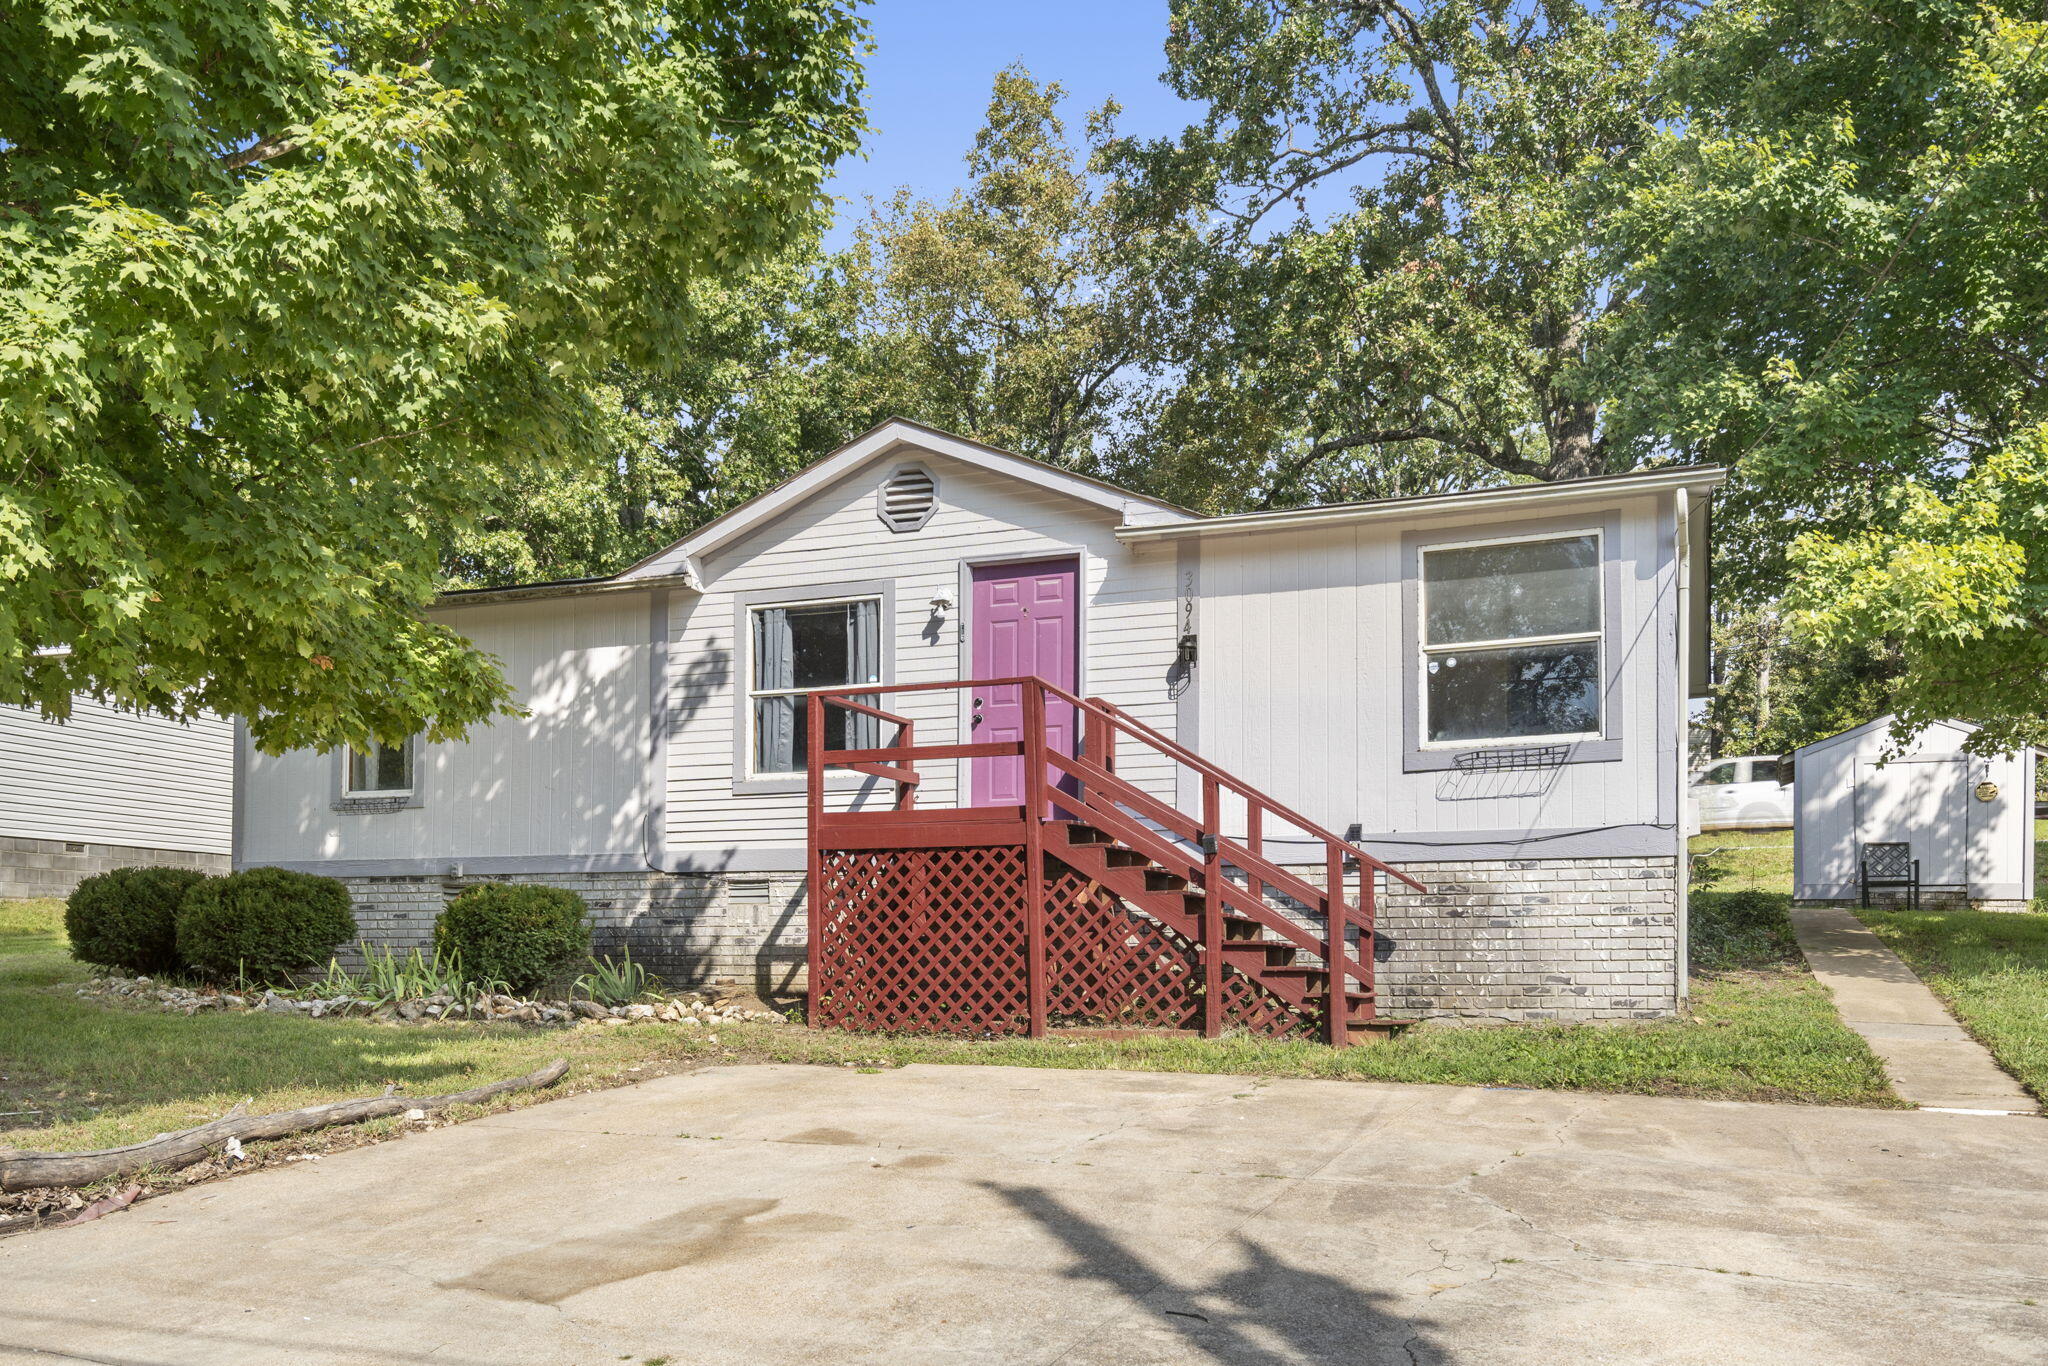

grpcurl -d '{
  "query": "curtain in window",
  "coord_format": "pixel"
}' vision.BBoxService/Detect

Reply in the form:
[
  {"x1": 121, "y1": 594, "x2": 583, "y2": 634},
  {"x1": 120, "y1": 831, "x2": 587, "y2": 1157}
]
[
  {"x1": 753, "y1": 599, "x2": 882, "y2": 772},
  {"x1": 754, "y1": 607, "x2": 797, "y2": 773},
  {"x1": 845, "y1": 600, "x2": 880, "y2": 750}
]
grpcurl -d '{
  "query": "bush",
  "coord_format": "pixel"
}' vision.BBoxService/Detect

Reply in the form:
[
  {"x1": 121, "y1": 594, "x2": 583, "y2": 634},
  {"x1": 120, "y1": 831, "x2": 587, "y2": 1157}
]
[
  {"x1": 65, "y1": 866, "x2": 212, "y2": 974},
  {"x1": 1691, "y1": 889, "x2": 1800, "y2": 973},
  {"x1": 433, "y1": 883, "x2": 590, "y2": 993},
  {"x1": 175, "y1": 867, "x2": 356, "y2": 983}
]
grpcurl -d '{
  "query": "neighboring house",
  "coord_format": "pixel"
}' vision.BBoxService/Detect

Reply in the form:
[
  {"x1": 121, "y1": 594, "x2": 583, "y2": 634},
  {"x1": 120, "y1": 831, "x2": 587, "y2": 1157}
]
[
  {"x1": 0, "y1": 699, "x2": 234, "y2": 899},
  {"x1": 238, "y1": 419, "x2": 1723, "y2": 1022},
  {"x1": 1690, "y1": 754, "x2": 1794, "y2": 831},
  {"x1": 1792, "y1": 716, "x2": 2035, "y2": 911}
]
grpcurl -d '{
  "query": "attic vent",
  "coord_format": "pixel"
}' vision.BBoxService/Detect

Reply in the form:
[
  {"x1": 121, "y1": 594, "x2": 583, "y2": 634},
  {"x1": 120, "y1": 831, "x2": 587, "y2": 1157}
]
[{"x1": 877, "y1": 465, "x2": 937, "y2": 533}]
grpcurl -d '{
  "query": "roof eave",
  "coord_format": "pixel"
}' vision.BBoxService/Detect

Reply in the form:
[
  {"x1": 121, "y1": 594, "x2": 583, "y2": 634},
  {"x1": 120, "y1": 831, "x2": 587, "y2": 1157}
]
[
  {"x1": 425, "y1": 571, "x2": 697, "y2": 610},
  {"x1": 1117, "y1": 466, "x2": 1730, "y2": 543}
]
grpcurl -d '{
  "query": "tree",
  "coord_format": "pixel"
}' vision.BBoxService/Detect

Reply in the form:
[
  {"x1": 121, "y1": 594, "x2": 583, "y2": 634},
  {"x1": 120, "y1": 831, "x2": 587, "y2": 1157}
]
[
  {"x1": 843, "y1": 66, "x2": 1173, "y2": 473},
  {"x1": 0, "y1": 0, "x2": 866, "y2": 751},
  {"x1": 1102, "y1": 0, "x2": 1688, "y2": 511},
  {"x1": 1701, "y1": 604, "x2": 1903, "y2": 759},
  {"x1": 1617, "y1": 0, "x2": 2048, "y2": 742}
]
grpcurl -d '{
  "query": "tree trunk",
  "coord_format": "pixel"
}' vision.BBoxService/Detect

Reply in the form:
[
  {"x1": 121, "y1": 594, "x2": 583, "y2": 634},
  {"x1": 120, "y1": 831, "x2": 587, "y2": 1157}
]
[{"x1": 0, "y1": 1059, "x2": 568, "y2": 1192}]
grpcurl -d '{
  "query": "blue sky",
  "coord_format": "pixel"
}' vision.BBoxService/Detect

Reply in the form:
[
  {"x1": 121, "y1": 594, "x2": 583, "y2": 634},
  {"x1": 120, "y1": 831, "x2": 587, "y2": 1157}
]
[{"x1": 821, "y1": 1, "x2": 1196, "y2": 243}]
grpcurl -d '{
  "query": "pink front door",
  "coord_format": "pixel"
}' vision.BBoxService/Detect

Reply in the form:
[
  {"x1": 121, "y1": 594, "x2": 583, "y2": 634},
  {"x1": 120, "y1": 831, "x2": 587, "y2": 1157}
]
[{"x1": 969, "y1": 558, "x2": 1079, "y2": 808}]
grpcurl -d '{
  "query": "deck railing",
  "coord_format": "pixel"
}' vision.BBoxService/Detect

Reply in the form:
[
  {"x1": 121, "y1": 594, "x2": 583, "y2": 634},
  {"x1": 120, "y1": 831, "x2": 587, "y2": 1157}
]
[{"x1": 805, "y1": 677, "x2": 1423, "y2": 1045}]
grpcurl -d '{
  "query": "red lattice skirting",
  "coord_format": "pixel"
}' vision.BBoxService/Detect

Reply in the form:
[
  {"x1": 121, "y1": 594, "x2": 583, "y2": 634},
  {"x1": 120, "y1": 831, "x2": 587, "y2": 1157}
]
[{"x1": 811, "y1": 846, "x2": 1308, "y2": 1039}]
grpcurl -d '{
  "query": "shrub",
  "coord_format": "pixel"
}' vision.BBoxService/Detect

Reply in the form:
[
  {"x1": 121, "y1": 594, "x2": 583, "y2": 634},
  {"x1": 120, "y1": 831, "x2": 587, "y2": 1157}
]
[
  {"x1": 433, "y1": 883, "x2": 590, "y2": 993},
  {"x1": 65, "y1": 866, "x2": 212, "y2": 974},
  {"x1": 1691, "y1": 889, "x2": 1800, "y2": 973},
  {"x1": 175, "y1": 867, "x2": 356, "y2": 983}
]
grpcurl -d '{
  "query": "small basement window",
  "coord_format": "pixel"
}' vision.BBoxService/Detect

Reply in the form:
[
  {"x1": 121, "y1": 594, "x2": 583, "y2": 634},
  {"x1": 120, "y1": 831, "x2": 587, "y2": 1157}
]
[
  {"x1": 1420, "y1": 532, "x2": 1602, "y2": 745},
  {"x1": 877, "y1": 465, "x2": 937, "y2": 532},
  {"x1": 345, "y1": 736, "x2": 416, "y2": 796}
]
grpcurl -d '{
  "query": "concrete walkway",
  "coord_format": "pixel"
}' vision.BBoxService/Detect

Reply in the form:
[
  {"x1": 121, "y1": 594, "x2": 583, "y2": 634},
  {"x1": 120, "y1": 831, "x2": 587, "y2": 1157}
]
[
  {"x1": 5, "y1": 1064, "x2": 2048, "y2": 1365},
  {"x1": 1790, "y1": 903, "x2": 2040, "y2": 1115}
]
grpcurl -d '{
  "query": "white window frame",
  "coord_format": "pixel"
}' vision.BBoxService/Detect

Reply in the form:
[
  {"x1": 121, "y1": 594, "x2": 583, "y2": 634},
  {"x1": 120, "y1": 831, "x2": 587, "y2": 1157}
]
[
  {"x1": 343, "y1": 736, "x2": 416, "y2": 798},
  {"x1": 745, "y1": 593, "x2": 885, "y2": 779},
  {"x1": 1417, "y1": 527, "x2": 1605, "y2": 750}
]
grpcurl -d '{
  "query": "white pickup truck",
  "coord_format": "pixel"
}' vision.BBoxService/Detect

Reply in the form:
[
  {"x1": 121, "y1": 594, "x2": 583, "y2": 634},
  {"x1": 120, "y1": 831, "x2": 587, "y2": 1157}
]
[{"x1": 1690, "y1": 755, "x2": 1794, "y2": 831}]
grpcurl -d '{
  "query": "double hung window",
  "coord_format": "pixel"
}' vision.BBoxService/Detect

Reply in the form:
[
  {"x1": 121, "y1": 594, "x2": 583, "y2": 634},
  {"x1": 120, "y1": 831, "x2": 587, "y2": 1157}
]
[{"x1": 1420, "y1": 533, "x2": 1602, "y2": 745}]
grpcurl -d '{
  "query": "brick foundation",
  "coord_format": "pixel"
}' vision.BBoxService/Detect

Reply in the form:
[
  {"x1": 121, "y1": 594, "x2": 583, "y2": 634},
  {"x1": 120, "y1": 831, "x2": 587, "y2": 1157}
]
[
  {"x1": 1369, "y1": 855, "x2": 1682, "y2": 1021},
  {"x1": 1, "y1": 836, "x2": 230, "y2": 901},
  {"x1": 333, "y1": 852, "x2": 1682, "y2": 1022},
  {"x1": 337, "y1": 871, "x2": 808, "y2": 1001}
]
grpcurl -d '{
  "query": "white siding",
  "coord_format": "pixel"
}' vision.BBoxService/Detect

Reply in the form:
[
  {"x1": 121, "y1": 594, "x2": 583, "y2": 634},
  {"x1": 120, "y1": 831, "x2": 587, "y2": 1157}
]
[
  {"x1": 239, "y1": 596, "x2": 652, "y2": 866},
  {"x1": 0, "y1": 699, "x2": 232, "y2": 854},
  {"x1": 1193, "y1": 495, "x2": 1676, "y2": 844},
  {"x1": 664, "y1": 451, "x2": 1182, "y2": 859}
]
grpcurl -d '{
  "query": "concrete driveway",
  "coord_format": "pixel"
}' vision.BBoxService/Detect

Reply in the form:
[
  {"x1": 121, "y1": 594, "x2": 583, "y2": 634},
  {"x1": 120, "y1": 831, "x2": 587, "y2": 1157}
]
[{"x1": 4, "y1": 1064, "x2": 2043, "y2": 1365}]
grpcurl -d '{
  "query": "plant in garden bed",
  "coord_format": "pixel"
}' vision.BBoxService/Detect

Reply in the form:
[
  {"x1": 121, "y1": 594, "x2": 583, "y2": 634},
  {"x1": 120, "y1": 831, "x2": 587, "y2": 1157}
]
[
  {"x1": 305, "y1": 944, "x2": 508, "y2": 1009},
  {"x1": 175, "y1": 869, "x2": 355, "y2": 983},
  {"x1": 572, "y1": 948, "x2": 656, "y2": 1007},
  {"x1": 433, "y1": 884, "x2": 590, "y2": 995},
  {"x1": 64, "y1": 867, "x2": 213, "y2": 976}
]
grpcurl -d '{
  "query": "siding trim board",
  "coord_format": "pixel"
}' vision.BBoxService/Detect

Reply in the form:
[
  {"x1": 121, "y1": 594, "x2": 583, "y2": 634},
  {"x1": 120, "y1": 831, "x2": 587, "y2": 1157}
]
[
  {"x1": 1398, "y1": 510, "x2": 1626, "y2": 773},
  {"x1": 261, "y1": 822, "x2": 1676, "y2": 878},
  {"x1": 1173, "y1": 536, "x2": 1200, "y2": 812}
]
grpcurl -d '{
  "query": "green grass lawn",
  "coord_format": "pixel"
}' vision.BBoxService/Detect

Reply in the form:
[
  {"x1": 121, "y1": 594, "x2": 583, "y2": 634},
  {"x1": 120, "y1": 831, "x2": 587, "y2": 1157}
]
[
  {"x1": 1858, "y1": 909, "x2": 2048, "y2": 1103},
  {"x1": 0, "y1": 888, "x2": 1901, "y2": 1166},
  {"x1": 1689, "y1": 826, "x2": 1795, "y2": 894},
  {"x1": 1687, "y1": 819, "x2": 2048, "y2": 1105}
]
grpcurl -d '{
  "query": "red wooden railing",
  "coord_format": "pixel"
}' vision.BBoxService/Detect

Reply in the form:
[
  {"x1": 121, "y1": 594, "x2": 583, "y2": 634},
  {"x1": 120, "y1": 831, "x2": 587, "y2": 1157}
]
[{"x1": 804, "y1": 677, "x2": 1424, "y2": 1047}]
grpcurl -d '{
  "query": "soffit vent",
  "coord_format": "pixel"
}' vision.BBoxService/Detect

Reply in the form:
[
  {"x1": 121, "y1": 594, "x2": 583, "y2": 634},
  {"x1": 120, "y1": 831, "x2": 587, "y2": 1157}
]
[{"x1": 877, "y1": 464, "x2": 937, "y2": 533}]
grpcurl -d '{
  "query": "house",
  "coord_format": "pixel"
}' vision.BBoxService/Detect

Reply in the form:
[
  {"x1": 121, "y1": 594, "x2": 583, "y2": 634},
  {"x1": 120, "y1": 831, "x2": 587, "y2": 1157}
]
[
  {"x1": 1792, "y1": 716, "x2": 2034, "y2": 911},
  {"x1": 238, "y1": 419, "x2": 1723, "y2": 1023},
  {"x1": 1, "y1": 699, "x2": 234, "y2": 899}
]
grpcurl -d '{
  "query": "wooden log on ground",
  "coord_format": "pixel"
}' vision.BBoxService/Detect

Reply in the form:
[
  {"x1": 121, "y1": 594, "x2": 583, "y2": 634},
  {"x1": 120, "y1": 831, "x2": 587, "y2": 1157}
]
[{"x1": 0, "y1": 1059, "x2": 568, "y2": 1192}]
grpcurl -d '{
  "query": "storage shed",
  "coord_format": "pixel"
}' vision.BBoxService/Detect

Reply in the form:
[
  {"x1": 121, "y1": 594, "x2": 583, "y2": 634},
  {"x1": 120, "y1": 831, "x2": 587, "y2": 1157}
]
[{"x1": 1792, "y1": 716, "x2": 2035, "y2": 911}]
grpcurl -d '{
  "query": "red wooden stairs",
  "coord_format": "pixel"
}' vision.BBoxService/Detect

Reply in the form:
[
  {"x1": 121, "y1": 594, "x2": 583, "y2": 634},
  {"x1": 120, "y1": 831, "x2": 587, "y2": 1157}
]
[{"x1": 803, "y1": 678, "x2": 1425, "y2": 1048}]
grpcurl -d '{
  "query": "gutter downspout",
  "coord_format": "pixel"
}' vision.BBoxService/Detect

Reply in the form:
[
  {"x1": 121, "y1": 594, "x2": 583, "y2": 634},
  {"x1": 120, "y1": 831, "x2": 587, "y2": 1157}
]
[{"x1": 1674, "y1": 487, "x2": 1692, "y2": 1003}]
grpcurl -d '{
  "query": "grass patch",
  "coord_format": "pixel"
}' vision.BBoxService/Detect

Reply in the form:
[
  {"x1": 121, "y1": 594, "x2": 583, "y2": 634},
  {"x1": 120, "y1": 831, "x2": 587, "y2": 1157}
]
[
  {"x1": 0, "y1": 899, "x2": 64, "y2": 958},
  {"x1": 0, "y1": 880, "x2": 1899, "y2": 1161},
  {"x1": 1689, "y1": 828, "x2": 1793, "y2": 895},
  {"x1": 1858, "y1": 908, "x2": 2048, "y2": 1103}
]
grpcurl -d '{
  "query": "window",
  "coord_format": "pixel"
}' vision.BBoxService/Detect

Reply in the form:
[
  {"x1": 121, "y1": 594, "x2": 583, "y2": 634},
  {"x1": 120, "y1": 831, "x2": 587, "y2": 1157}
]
[
  {"x1": 749, "y1": 599, "x2": 882, "y2": 774},
  {"x1": 1696, "y1": 761, "x2": 1741, "y2": 786},
  {"x1": 1420, "y1": 533, "x2": 1601, "y2": 745},
  {"x1": 345, "y1": 736, "x2": 415, "y2": 796}
]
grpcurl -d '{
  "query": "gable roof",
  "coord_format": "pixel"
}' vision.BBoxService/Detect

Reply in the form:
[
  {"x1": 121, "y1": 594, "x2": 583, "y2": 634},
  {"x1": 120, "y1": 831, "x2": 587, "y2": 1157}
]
[
  {"x1": 614, "y1": 417, "x2": 1195, "y2": 583},
  {"x1": 431, "y1": 421, "x2": 1725, "y2": 607}
]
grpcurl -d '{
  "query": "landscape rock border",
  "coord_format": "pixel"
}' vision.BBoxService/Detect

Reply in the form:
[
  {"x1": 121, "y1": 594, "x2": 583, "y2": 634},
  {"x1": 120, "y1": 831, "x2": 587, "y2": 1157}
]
[{"x1": 70, "y1": 975, "x2": 788, "y2": 1028}]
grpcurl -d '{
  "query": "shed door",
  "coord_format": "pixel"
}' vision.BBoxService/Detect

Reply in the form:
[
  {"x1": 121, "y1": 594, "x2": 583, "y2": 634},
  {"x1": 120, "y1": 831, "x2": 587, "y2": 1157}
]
[{"x1": 1854, "y1": 755, "x2": 1969, "y2": 887}]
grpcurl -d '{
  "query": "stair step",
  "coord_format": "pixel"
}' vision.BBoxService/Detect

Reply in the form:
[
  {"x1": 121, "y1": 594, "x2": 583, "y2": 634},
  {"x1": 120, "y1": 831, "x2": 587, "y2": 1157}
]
[
  {"x1": 1065, "y1": 824, "x2": 1114, "y2": 846},
  {"x1": 1105, "y1": 848, "x2": 1150, "y2": 869},
  {"x1": 1221, "y1": 941, "x2": 1298, "y2": 969},
  {"x1": 1221, "y1": 915, "x2": 1265, "y2": 942},
  {"x1": 1144, "y1": 869, "x2": 1187, "y2": 892},
  {"x1": 1345, "y1": 1017, "x2": 1418, "y2": 1047}
]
